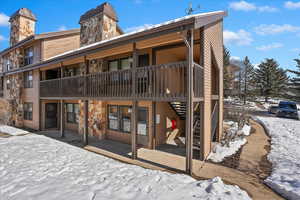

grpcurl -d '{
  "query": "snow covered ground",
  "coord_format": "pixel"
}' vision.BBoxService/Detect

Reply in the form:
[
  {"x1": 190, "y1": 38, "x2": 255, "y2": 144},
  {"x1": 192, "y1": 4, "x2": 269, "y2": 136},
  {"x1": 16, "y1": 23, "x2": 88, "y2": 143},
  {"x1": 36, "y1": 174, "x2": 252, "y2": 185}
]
[
  {"x1": 0, "y1": 125, "x2": 29, "y2": 136},
  {"x1": 256, "y1": 116, "x2": 300, "y2": 200},
  {"x1": 0, "y1": 132, "x2": 251, "y2": 200},
  {"x1": 208, "y1": 122, "x2": 251, "y2": 162}
]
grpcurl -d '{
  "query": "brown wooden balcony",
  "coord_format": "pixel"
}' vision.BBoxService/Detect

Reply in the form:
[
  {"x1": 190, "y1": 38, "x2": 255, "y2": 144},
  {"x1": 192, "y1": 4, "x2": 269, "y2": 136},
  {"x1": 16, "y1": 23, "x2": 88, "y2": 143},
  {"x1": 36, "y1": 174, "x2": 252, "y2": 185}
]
[{"x1": 40, "y1": 61, "x2": 203, "y2": 101}]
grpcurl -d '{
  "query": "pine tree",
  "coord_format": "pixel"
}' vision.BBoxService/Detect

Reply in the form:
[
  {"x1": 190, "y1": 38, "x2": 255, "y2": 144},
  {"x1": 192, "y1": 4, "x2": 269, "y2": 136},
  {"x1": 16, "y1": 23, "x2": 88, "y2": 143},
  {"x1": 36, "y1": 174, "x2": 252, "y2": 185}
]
[
  {"x1": 254, "y1": 58, "x2": 289, "y2": 102},
  {"x1": 288, "y1": 56, "x2": 300, "y2": 101},
  {"x1": 241, "y1": 56, "x2": 255, "y2": 104},
  {"x1": 223, "y1": 46, "x2": 233, "y2": 97}
]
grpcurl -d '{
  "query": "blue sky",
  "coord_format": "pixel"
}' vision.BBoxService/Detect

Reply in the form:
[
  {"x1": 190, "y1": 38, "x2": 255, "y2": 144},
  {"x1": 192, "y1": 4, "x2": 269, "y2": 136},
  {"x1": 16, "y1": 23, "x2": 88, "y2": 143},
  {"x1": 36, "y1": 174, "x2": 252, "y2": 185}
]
[{"x1": 0, "y1": 0, "x2": 300, "y2": 72}]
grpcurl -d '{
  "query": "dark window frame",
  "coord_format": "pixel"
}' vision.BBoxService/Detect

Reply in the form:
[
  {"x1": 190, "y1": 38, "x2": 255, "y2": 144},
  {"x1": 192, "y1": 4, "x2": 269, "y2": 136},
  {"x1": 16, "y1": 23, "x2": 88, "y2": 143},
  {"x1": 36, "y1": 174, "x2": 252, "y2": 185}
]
[
  {"x1": 24, "y1": 71, "x2": 33, "y2": 88},
  {"x1": 107, "y1": 105, "x2": 148, "y2": 135},
  {"x1": 24, "y1": 102, "x2": 33, "y2": 121},
  {"x1": 66, "y1": 103, "x2": 79, "y2": 124},
  {"x1": 24, "y1": 46, "x2": 34, "y2": 66}
]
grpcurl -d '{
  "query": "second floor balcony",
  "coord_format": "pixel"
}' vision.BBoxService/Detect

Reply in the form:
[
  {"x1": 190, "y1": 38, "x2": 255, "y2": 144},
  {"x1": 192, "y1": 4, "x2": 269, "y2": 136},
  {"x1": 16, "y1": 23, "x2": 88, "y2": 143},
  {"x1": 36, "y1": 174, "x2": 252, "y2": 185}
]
[{"x1": 40, "y1": 61, "x2": 204, "y2": 101}]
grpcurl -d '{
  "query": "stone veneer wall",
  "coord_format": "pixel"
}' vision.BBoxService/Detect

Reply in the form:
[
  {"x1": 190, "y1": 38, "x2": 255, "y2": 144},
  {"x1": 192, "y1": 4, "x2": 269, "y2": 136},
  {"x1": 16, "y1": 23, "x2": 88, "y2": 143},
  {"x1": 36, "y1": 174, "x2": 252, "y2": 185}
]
[
  {"x1": 6, "y1": 74, "x2": 24, "y2": 127},
  {"x1": 80, "y1": 14, "x2": 119, "y2": 47},
  {"x1": 78, "y1": 100, "x2": 107, "y2": 139},
  {"x1": 77, "y1": 59, "x2": 107, "y2": 139},
  {"x1": 10, "y1": 16, "x2": 35, "y2": 46}
]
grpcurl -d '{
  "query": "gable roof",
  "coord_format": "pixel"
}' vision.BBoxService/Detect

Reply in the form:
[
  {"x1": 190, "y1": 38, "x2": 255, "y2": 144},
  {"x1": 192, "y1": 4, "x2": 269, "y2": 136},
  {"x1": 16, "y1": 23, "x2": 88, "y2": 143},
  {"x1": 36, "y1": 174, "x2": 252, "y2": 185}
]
[{"x1": 0, "y1": 29, "x2": 80, "y2": 56}]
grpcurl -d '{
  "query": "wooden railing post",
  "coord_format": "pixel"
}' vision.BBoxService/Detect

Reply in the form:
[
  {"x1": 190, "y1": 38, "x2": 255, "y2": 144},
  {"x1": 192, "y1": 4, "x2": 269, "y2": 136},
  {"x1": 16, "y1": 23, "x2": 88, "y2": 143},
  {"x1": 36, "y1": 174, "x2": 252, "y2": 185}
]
[{"x1": 131, "y1": 43, "x2": 138, "y2": 159}]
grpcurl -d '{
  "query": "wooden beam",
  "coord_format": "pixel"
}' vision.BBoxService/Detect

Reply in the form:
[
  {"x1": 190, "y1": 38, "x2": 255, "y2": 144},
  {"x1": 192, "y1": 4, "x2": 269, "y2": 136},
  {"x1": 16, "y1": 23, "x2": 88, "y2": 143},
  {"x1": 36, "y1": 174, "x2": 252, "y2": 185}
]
[
  {"x1": 131, "y1": 43, "x2": 138, "y2": 159},
  {"x1": 185, "y1": 29, "x2": 194, "y2": 175},
  {"x1": 60, "y1": 100, "x2": 65, "y2": 138},
  {"x1": 83, "y1": 56, "x2": 89, "y2": 145},
  {"x1": 152, "y1": 102, "x2": 156, "y2": 149},
  {"x1": 83, "y1": 100, "x2": 89, "y2": 145}
]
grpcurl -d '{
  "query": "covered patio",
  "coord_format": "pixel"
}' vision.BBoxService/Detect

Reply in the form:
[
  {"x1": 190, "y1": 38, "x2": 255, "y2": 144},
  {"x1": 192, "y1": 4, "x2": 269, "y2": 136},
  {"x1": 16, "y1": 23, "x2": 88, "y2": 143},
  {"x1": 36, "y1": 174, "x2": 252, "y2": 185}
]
[{"x1": 36, "y1": 130, "x2": 204, "y2": 173}]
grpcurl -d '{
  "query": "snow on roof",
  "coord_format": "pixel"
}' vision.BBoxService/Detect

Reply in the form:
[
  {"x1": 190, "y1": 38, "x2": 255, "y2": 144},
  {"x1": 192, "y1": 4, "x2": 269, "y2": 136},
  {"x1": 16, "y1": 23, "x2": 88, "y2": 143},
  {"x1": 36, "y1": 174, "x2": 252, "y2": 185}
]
[{"x1": 46, "y1": 11, "x2": 226, "y2": 62}]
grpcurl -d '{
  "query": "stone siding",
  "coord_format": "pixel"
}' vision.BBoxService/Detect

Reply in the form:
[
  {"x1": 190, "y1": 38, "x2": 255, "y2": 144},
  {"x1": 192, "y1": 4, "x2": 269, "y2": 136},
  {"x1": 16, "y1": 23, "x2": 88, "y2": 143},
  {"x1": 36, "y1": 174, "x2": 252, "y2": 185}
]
[
  {"x1": 80, "y1": 14, "x2": 119, "y2": 47},
  {"x1": 10, "y1": 16, "x2": 35, "y2": 46}
]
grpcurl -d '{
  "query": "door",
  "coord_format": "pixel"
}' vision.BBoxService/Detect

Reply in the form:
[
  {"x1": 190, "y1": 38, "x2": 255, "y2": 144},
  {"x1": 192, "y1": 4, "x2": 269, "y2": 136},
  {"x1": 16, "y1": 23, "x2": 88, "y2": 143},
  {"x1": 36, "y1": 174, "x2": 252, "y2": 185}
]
[
  {"x1": 137, "y1": 107, "x2": 149, "y2": 146},
  {"x1": 45, "y1": 103, "x2": 58, "y2": 129}
]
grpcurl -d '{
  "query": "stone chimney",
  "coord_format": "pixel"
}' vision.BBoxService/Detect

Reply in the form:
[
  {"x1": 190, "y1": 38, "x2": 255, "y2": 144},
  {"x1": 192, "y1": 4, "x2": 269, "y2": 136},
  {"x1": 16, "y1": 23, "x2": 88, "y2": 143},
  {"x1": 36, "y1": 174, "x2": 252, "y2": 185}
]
[
  {"x1": 79, "y1": 2, "x2": 119, "y2": 47},
  {"x1": 9, "y1": 8, "x2": 37, "y2": 46}
]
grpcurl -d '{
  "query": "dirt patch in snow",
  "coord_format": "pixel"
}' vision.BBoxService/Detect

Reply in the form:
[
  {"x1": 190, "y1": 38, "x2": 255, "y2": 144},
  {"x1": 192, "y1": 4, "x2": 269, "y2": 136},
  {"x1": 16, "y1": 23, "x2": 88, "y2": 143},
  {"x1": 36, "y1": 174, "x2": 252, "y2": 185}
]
[{"x1": 219, "y1": 145, "x2": 243, "y2": 169}]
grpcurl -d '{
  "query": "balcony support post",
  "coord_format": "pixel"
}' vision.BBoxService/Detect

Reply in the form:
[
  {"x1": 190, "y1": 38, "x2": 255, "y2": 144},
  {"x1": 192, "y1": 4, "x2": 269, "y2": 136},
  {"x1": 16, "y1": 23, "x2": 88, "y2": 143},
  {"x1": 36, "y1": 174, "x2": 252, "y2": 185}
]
[
  {"x1": 184, "y1": 29, "x2": 194, "y2": 175},
  {"x1": 131, "y1": 43, "x2": 138, "y2": 159},
  {"x1": 83, "y1": 56, "x2": 89, "y2": 145},
  {"x1": 60, "y1": 100, "x2": 65, "y2": 138}
]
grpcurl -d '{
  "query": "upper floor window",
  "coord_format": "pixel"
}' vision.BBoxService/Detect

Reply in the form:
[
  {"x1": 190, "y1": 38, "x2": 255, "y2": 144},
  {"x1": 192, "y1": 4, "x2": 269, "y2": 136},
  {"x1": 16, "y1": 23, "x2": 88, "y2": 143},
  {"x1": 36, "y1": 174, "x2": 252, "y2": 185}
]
[
  {"x1": 108, "y1": 57, "x2": 132, "y2": 72},
  {"x1": 24, "y1": 71, "x2": 33, "y2": 88},
  {"x1": 138, "y1": 54, "x2": 150, "y2": 67},
  {"x1": 6, "y1": 77, "x2": 11, "y2": 90},
  {"x1": 24, "y1": 47, "x2": 34, "y2": 66},
  {"x1": 5, "y1": 59, "x2": 11, "y2": 71},
  {"x1": 64, "y1": 66, "x2": 80, "y2": 77}
]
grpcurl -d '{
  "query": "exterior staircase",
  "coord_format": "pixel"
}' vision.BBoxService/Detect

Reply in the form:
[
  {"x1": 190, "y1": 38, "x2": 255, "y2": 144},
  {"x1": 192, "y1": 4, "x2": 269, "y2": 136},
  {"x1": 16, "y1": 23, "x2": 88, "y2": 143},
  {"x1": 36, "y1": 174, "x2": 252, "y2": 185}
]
[{"x1": 169, "y1": 102, "x2": 202, "y2": 154}]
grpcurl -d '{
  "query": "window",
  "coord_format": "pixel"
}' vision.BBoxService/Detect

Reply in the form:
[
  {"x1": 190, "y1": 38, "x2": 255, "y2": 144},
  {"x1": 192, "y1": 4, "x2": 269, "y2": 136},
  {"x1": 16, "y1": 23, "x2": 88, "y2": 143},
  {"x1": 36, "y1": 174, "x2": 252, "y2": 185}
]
[
  {"x1": 108, "y1": 60, "x2": 119, "y2": 72},
  {"x1": 24, "y1": 103, "x2": 33, "y2": 120},
  {"x1": 120, "y1": 58, "x2": 131, "y2": 70},
  {"x1": 120, "y1": 106, "x2": 131, "y2": 133},
  {"x1": 66, "y1": 103, "x2": 79, "y2": 124},
  {"x1": 6, "y1": 77, "x2": 11, "y2": 90},
  {"x1": 137, "y1": 107, "x2": 148, "y2": 136},
  {"x1": 24, "y1": 47, "x2": 34, "y2": 66},
  {"x1": 24, "y1": 71, "x2": 33, "y2": 88},
  {"x1": 64, "y1": 66, "x2": 80, "y2": 77},
  {"x1": 108, "y1": 57, "x2": 132, "y2": 71},
  {"x1": 5, "y1": 59, "x2": 11, "y2": 71},
  {"x1": 138, "y1": 54, "x2": 149, "y2": 67},
  {"x1": 107, "y1": 105, "x2": 147, "y2": 134},
  {"x1": 108, "y1": 105, "x2": 119, "y2": 130}
]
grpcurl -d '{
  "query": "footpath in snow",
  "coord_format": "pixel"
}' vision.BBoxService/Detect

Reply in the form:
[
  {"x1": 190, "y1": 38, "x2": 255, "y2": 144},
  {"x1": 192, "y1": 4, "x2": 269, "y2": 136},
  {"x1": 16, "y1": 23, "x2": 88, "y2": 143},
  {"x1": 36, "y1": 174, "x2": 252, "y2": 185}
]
[
  {"x1": 256, "y1": 116, "x2": 300, "y2": 200},
  {"x1": 0, "y1": 131, "x2": 251, "y2": 200}
]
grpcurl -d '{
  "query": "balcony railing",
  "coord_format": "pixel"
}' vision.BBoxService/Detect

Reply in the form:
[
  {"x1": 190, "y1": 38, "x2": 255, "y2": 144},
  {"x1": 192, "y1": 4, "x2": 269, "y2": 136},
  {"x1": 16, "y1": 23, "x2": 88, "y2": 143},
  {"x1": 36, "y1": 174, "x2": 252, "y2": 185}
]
[{"x1": 40, "y1": 61, "x2": 204, "y2": 101}]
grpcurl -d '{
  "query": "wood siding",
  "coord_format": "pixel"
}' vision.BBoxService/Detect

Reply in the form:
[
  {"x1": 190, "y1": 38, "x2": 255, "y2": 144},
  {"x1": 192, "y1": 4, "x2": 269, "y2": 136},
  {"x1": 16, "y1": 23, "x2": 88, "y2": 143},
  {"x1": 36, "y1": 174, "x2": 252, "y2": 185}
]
[{"x1": 42, "y1": 34, "x2": 80, "y2": 60}]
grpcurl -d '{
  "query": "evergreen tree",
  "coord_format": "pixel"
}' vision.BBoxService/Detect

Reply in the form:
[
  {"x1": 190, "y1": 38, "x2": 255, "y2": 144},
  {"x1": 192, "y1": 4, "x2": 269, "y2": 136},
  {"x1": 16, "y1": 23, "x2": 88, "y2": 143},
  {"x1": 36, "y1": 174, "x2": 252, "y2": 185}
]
[
  {"x1": 241, "y1": 56, "x2": 255, "y2": 104},
  {"x1": 288, "y1": 55, "x2": 300, "y2": 101},
  {"x1": 223, "y1": 46, "x2": 233, "y2": 97},
  {"x1": 254, "y1": 58, "x2": 289, "y2": 102}
]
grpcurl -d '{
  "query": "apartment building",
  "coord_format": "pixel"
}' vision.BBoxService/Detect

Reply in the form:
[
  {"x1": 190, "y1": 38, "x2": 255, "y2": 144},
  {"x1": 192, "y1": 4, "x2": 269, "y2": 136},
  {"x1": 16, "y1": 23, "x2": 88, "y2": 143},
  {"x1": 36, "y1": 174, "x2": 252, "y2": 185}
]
[{"x1": 0, "y1": 3, "x2": 227, "y2": 174}]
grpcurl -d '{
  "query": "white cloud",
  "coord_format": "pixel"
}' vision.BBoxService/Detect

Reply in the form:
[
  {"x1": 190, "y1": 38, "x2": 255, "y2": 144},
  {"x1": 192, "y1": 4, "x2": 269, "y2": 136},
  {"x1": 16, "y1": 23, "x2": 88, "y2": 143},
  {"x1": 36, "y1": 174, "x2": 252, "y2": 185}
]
[
  {"x1": 0, "y1": 13, "x2": 9, "y2": 26},
  {"x1": 230, "y1": 56, "x2": 241, "y2": 61},
  {"x1": 254, "y1": 24, "x2": 300, "y2": 35},
  {"x1": 0, "y1": 35, "x2": 5, "y2": 41},
  {"x1": 285, "y1": 1, "x2": 300, "y2": 9},
  {"x1": 291, "y1": 48, "x2": 300, "y2": 52},
  {"x1": 124, "y1": 24, "x2": 153, "y2": 33},
  {"x1": 229, "y1": 1, "x2": 278, "y2": 12},
  {"x1": 257, "y1": 6, "x2": 278, "y2": 12},
  {"x1": 256, "y1": 43, "x2": 283, "y2": 51},
  {"x1": 224, "y1": 29, "x2": 253, "y2": 46},
  {"x1": 229, "y1": 1, "x2": 256, "y2": 11},
  {"x1": 58, "y1": 25, "x2": 67, "y2": 31}
]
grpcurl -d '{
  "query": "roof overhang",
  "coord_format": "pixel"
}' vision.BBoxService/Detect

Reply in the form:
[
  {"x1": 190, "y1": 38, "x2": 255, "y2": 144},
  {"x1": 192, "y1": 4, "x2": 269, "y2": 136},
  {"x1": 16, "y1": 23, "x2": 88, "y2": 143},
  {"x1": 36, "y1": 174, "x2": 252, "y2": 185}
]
[{"x1": 4, "y1": 11, "x2": 227, "y2": 76}]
